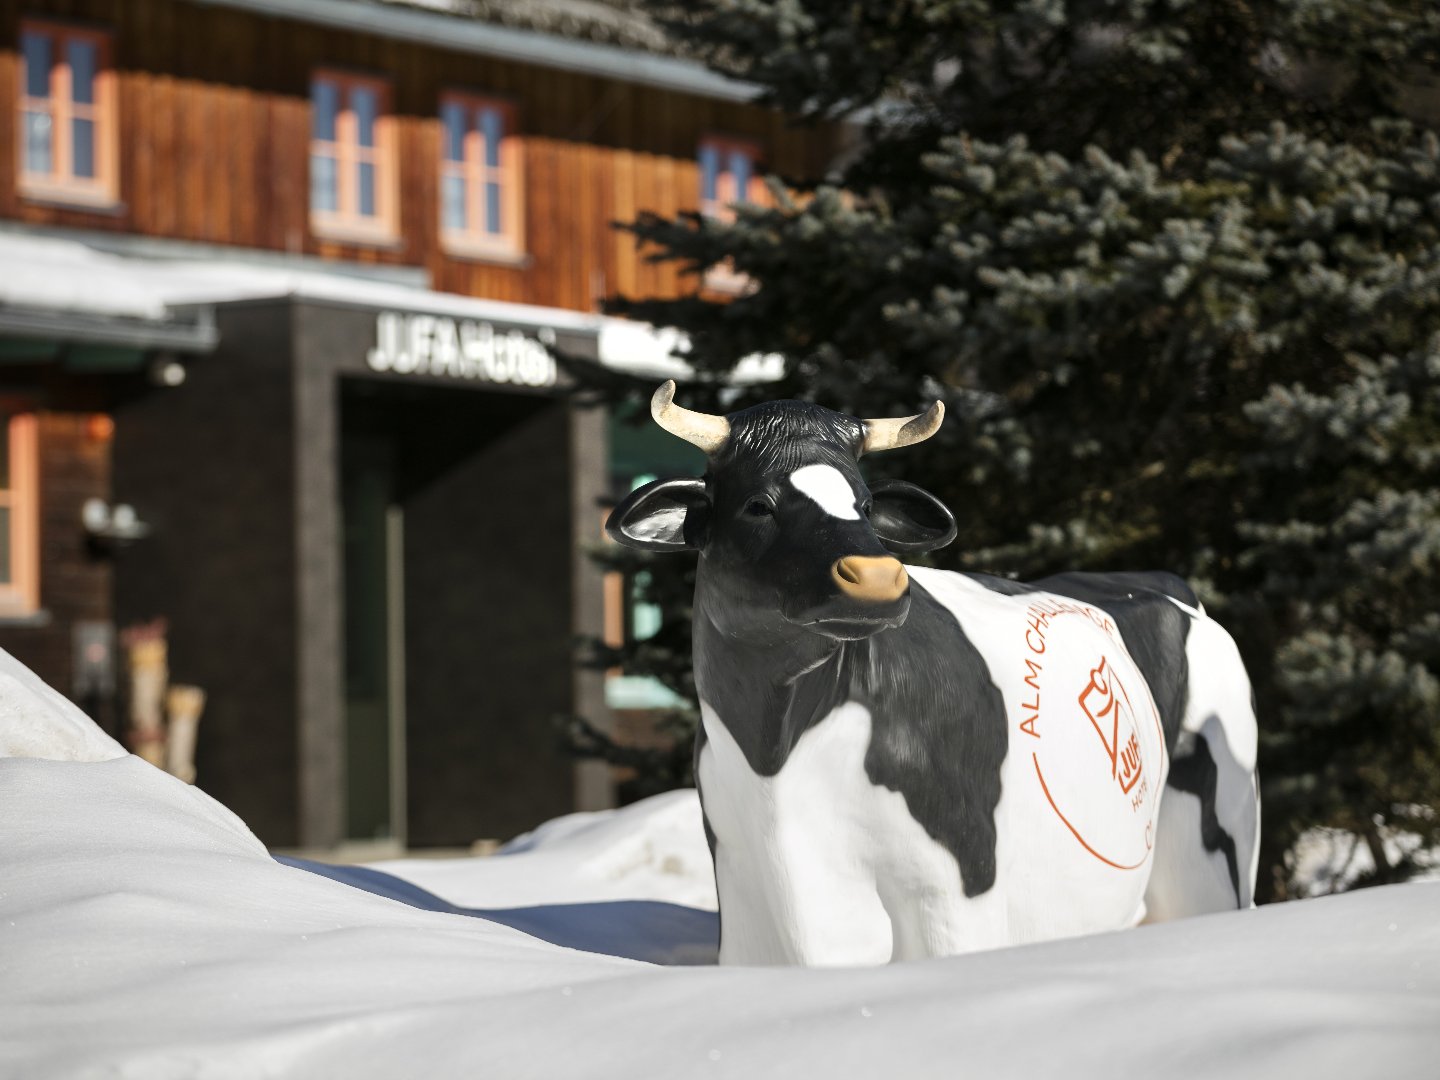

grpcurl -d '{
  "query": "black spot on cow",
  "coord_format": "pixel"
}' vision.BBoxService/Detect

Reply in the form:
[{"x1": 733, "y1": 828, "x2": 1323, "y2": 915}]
[{"x1": 1167, "y1": 728, "x2": 1242, "y2": 901}]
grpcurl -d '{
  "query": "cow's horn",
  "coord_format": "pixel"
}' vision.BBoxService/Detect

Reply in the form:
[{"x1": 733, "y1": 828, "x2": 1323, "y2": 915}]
[
  {"x1": 861, "y1": 401, "x2": 945, "y2": 454},
  {"x1": 651, "y1": 380, "x2": 729, "y2": 454}
]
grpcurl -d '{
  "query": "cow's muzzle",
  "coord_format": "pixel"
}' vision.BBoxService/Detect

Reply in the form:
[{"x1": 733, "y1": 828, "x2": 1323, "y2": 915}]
[{"x1": 831, "y1": 556, "x2": 909, "y2": 603}]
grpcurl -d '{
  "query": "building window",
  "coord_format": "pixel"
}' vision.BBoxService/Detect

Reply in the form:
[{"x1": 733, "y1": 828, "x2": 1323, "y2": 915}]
[
  {"x1": 17, "y1": 21, "x2": 117, "y2": 207},
  {"x1": 439, "y1": 94, "x2": 523, "y2": 258},
  {"x1": 698, "y1": 136, "x2": 765, "y2": 293},
  {"x1": 698, "y1": 135, "x2": 764, "y2": 221},
  {"x1": 0, "y1": 414, "x2": 40, "y2": 617},
  {"x1": 310, "y1": 71, "x2": 397, "y2": 243}
]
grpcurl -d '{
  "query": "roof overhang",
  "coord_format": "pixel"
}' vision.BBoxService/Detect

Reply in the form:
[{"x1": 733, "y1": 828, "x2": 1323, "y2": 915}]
[
  {"x1": 191, "y1": 0, "x2": 759, "y2": 103},
  {"x1": 0, "y1": 306, "x2": 217, "y2": 355},
  {"x1": 0, "y1": 226, "x2": 785, "y2": 384}
]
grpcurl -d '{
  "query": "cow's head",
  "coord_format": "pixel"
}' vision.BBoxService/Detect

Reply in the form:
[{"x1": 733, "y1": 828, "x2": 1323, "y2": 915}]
[{"x1": 606, "y1": 381, "x2": 956, "y2": 643}]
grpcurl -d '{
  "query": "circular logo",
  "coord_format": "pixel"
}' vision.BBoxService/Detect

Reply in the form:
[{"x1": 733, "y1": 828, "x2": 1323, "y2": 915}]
[{"x1": 1015, "y1": 599, "x2": 1166, "y2": 870}]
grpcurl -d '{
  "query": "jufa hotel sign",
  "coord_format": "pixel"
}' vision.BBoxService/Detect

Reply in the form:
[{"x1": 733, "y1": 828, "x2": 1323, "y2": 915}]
[{"x1": 366, "y1": 311, "x2": 559, "y2": 388}]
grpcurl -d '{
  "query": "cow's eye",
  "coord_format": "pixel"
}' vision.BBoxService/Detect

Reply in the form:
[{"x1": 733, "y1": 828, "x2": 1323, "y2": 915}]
[
  {"x1": 862, "y1": 499, "x2": 873, "y2": 516},
  {"x1": 744, "y1": 498, "x2": 774, "y2": 518}
]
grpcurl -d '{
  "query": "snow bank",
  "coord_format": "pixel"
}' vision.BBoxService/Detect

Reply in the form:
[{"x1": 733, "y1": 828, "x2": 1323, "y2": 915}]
[
  {"x1": 2, "y1": 650, "x2": 1439, "y2": 1078},
  {"x1": 368, "y1": 788, "x2": 718, "y2": 911},
  {"x1": 1290, "y1": 825, "x2": 1440, "y2": 897},
  {"x1": 0, "y1": 645, "x2": 126, "y2": 764}
]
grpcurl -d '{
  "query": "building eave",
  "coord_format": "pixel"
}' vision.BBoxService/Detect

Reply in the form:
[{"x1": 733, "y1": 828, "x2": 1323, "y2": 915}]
[
  {"x1": 190, "y1": 0, "x2": 759, "y2": 103},
  {"x1": 0, "y1": 306, "x2": 218, "y2": 355}
]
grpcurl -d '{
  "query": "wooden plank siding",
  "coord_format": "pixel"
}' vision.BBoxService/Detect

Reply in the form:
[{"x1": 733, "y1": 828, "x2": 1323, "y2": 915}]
[{"x1": 0, "y1": 0, "x2": 836, "y2": 312}]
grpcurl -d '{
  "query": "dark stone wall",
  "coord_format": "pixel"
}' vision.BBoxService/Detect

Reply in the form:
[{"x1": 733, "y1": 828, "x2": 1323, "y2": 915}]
[
  {"x1": 401, "y1": 394, "x2": 576, "y2": 845},
  {"x1": 112, "y1": 302, "x2": 301, "y2": 846},
  {"x1": 0, "y1": 412, "x2": 113, "y2": 712}
]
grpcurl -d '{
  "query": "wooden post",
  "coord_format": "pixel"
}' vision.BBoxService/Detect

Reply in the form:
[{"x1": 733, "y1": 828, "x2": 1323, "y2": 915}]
[
  {"x1": 164, "y1": 686, "x2": 206, "y2": 784},
  {"x1": 121, "y1": 620, "x2": 168, "y2": 768}
]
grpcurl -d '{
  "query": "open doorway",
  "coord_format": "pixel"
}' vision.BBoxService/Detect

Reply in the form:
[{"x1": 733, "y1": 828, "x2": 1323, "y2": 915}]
[{"x1": 339, "y1": 377, "x2": 574, "y2": 847}]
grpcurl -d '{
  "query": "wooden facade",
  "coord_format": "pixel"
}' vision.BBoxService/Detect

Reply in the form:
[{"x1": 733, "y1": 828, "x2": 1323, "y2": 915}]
[
  {"x1": 0, "y1": 0, "x2": 833, "y2": 312},
  {"x1": 0, "y1": 0, "x2": 834, "y2": 846}
]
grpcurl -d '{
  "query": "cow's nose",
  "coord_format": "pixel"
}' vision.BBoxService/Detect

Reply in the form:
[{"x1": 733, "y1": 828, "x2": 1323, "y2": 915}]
[{"x1": 831, "y1": 555, "x2": 909, "y2": 603}]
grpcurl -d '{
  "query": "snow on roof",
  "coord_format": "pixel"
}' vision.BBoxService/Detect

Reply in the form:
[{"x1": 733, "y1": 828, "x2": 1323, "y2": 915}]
[
  {"x1": 0, "y1": 229, "x2": 607, "y2": 333},
  {"x1": 3, "y1": 644, "x2": 1440, "y2": 1078},
  {"x1": 202, "y1": 0, "x2": 753, "y2": 102},
  {"x1": 372, "y1": 0, "x2": 676, "y2": 57},
  {"x1": 0, "y1": 229, "x2": 761, "y2": 379}
]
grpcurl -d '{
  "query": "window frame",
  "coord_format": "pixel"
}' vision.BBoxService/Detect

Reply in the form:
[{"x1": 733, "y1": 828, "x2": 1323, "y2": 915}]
[
  {"x1": 438, "y1": 91, "x2": 524, "y2": 261},
  {"x1": 309, "y1": 69, "x2": 399, "y2": 245},
  {"x1": 697, "y1": 134, "x2": 765, "y2": 222},
  {"x1": 0, "y1": 413, "x2": 40, "y2": 618},
  {"x1": 17, "y1": 19, "x2": 119, "y2": 208}
]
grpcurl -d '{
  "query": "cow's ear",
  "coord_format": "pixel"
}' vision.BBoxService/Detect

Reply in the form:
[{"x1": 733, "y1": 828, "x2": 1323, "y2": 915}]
[
  {"x1": 606, "y1": 478, "x2": 710, "y2": 552},
  {"x1": 868, "y1": 479, "x2": 957, "y2": 553}
]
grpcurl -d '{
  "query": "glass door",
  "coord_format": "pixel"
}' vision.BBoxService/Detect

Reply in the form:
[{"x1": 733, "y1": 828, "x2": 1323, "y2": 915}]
[{"x1": 341, "y1": 432, "x2": 406, "y2": 842}]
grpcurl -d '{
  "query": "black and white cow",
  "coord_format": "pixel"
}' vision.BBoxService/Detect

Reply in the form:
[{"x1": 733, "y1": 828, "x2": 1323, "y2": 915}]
[{"x1": 607, "y1": 381, "x2": 1260, "y2": 966}]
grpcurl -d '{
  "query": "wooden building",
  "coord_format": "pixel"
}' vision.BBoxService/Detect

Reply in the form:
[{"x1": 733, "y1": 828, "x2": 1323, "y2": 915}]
[{"x1": 0, "y1": 0, "x2": 836, "y2": 849}]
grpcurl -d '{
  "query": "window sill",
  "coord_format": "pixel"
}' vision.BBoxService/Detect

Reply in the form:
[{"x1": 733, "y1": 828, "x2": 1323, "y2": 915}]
[
  {"x1": 310, "y1": 220, "x2": 404, "y2": 251},
  {"x1": 441, "y1": 237, "x2": 531, "y2": 269},
  {"x1": 20, "y1": 183, "x2": 125, "y2": 216},
  {"x1": 0, "y1": 609, "x2": 52, "y2": 629}
]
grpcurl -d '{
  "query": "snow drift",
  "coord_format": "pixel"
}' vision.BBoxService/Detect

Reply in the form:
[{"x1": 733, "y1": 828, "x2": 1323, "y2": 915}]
[{"x1": 2, "y1": 647, "x2": 1439, "y2": 1078}]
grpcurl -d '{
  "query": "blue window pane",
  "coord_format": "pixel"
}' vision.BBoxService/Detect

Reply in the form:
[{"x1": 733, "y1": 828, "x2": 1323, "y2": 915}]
[
  {"x1": 24, "y1": 111, "x2": 53, "y2": 174},
  {"x1": 312, "y1": 79, "x2": 337, "y2": 141},
  {"x1": 699, "y1": 144, "x2": 719, "y2": 202},
  {"x1": 69, "y1": 40, "x2": 97, "y2": 105},
  {"x1": 354, "y1": 87, "x2": 377, "y2": 148},
  {"x1": 441, "y1": 101, "x2": 466, "y2": 162},
  {"x1": 480, "y1": 107, "x2": 502, "y2": 168},
  {"x1": 310, "y1": 153, "x2": 337, "y2": 212},
  {"x1": 485, "y1": 181, "x2": 502, "y2": 234},
  {"x1": 23, "y1": 32, "x2": 52, "y2": 99},
  {"x1": 442, "y1": 174, "x2": 466, "y2": 231},
  {"x1": 73, "y1": 118, "x2": 95, "y2": 178},
  {"x1": 358, "y1": 161, "x2": 376, "y2": 217},
  {"x1": 730, "y1": 150, "x2": 752, "y2": 203}
]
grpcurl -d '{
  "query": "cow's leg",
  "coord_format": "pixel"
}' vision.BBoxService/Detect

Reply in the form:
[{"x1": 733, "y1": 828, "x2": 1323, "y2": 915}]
[
  {"x1": 879, "y1": 881, "x2": 991, "y2": 961},
  {"x1": 698, "y1": 703, "x2": 895, "y2": 965},
  {"x1": 875, "y1": 839, "x2": 1014, "y2": 960},
  {"x1": 708, "y1": 824, "x2": 895, "y2": 965},
  {"x1": 1146, "y1": 610, "x2": 1261, "y2": 919}
]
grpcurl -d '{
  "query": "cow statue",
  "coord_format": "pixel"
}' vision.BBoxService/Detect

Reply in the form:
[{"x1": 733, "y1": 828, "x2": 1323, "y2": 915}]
[{"x1": 607, "y1": 381, "x2": 1261, "y2": 966}]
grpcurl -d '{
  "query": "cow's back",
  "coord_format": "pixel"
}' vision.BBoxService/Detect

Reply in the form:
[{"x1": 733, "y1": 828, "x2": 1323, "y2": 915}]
[{"x1": 965, "y1": 569, "x2": 1199, "y2": 754}]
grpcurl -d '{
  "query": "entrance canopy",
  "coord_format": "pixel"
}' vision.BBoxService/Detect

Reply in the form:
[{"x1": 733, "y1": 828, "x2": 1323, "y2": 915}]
[{"x1": 0, "y1": 226, "x2": 778, "y2": 382}]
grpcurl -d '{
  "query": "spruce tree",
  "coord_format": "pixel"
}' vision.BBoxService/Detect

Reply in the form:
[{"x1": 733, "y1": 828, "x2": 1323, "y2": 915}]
[{"x1": 590, "y1": 1, "x2": 1440, "y2": 897}]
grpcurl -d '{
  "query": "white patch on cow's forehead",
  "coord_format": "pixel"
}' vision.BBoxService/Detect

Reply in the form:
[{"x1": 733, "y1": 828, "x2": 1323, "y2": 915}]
[{"x1": 788, "y1": 464, "x2": 860, "y2": 520}]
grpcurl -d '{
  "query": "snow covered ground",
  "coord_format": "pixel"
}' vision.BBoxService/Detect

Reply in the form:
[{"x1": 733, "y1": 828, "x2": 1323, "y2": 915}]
[
  {"x1": 370, "y1": 788, "x2": 719, "y2": 912},
  {"x1": 3, "y1": 647, "x2": 1440, "y2": 1078}
]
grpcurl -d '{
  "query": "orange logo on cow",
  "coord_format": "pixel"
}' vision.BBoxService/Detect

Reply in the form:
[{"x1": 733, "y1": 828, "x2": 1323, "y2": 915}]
[
  {"x1": 1018, "y1": 599, "x2": 1164, "y2": 871},
  {"x1": 1077, "y1": 657, "x2": 1144, "y2": 796}
]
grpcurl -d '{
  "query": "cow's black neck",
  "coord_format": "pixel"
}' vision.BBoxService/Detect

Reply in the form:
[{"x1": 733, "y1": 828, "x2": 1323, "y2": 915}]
[
  {"x1": 692, "y1": 576, "x2": 1009, "y2": 898},
  {"x1": 691, "y1": 595, "x2": 850, "y2": 775}
]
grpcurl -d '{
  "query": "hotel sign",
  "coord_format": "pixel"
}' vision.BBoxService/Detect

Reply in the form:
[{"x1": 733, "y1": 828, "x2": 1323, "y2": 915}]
[{"x1": 366, "y1": 311, "x2": 559, "y2": 388}]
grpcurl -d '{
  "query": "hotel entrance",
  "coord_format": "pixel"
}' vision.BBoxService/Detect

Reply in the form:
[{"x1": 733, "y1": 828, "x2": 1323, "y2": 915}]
[
  {"x1": 109, "y1": 294, "x2": 610, "y2": 849},
  {"x1": 338, "y1": 372, "x2": 581, "y2": 847}
]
